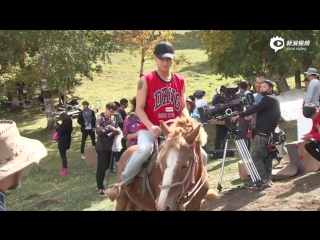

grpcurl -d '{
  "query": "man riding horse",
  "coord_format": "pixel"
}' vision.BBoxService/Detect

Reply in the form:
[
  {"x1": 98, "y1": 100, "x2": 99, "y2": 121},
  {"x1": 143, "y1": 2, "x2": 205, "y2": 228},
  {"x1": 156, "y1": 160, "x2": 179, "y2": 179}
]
[{"x1": 105, "y1": 41, "x2": 208, "y2": 199}]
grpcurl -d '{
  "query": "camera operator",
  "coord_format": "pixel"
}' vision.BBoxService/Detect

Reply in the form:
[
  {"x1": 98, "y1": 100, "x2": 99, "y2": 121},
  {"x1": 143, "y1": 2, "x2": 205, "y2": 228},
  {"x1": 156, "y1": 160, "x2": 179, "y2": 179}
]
[
  {"x1": 212, "y1": 86, "x2": 226, "y2": 106},
  {"x1": 237, "y1": 80, "x2": 251, "y2": 151},
  {"x1": 301, "y1": 103, "x2": 320, "y2": 172},
  {"x1": 250, "y1": 76, "x2": 266, "y2": 139},
  {"x1": 213, "y1": 88, "x2": 229, "y2": 150},
  {"x1": 231, "y1": 80, "x2": 281, "y2": 186}
]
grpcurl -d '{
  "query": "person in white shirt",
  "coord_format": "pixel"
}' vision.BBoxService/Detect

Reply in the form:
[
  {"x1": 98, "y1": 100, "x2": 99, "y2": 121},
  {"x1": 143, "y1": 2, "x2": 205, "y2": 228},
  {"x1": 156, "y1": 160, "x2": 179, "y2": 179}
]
[{"x1": 192, "y1": 90, "x2": 208, "y2": 126}]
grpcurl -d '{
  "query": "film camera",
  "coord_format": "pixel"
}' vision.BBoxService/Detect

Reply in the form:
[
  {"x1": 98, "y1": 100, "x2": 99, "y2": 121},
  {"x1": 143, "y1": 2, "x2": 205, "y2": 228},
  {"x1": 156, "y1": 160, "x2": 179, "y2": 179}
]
[
  {"x1": 198, "y1": 87, "x2": 255, "y2": 123},
  {"x1": 198, "y1": 87, "x2": 264, "y2": 192}
]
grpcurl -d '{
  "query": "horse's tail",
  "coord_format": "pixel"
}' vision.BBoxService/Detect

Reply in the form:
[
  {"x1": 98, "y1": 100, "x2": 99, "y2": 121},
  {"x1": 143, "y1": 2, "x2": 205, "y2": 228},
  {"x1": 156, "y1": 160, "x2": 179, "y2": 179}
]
[{"x1": 204, "y1": 189, "x2": 220, "y2": 201}]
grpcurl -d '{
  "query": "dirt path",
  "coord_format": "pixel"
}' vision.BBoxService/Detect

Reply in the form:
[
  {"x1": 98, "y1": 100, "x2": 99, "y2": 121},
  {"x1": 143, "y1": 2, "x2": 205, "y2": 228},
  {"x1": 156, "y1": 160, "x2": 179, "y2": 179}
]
[{"x1": 201, "y1": 172, "x2": 320, "y2": 211}]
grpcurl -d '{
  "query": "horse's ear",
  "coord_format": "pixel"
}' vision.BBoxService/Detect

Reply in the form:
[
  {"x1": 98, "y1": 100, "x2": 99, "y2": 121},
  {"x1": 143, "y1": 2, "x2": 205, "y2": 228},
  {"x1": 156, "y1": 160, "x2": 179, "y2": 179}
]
[
  {"x1": 184, "y1": 124, "x2": 201, "y2": 144},
  {"x1": 160, "y1": 120, "x2": 171, "y2": 136}
]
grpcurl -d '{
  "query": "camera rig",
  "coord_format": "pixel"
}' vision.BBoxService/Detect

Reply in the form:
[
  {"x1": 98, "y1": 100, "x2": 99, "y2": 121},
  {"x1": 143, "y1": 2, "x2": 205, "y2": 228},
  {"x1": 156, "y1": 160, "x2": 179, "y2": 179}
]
[
  {"x1": 198, "y1": 89, "x2": 264, "y2": 192},
  {"x1": 198, "y1": 88, "x2": 287, "y2": 192},
  {"x1": 199, "y1": 87, "x2": 255, "y2": 123},
  {"x1": 269, "y1": 129, "x2": 287, "y2": 168}
]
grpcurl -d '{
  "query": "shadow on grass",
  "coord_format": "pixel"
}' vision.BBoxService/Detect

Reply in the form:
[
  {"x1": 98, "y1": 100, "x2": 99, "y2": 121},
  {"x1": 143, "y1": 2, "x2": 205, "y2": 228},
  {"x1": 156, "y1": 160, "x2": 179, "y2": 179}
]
[
  {"x1": 173, "y1": 31, "x2": 205, "y2": 51},
  {"x1": 0, "y1": 102, "x2": 45, "y2": 126},
  {"x1": 179, "y1": 61, "x2": 212, "y2": 75},
  {"x1": 207, "y1": 158, "x2": 239, "y2": 172}
]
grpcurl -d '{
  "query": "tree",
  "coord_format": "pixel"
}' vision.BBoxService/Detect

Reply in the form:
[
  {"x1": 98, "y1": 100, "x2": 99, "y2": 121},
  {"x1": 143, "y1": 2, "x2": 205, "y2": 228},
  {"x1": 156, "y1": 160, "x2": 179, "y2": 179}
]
[
  {"x1": 34, "y1": 30, "x2": 120, "y2": 128},
  {"x1": 0, "y1": 30, "x2": 39, "y2": 104},
  {"x1": 114, "y1": 30, "x2": 174, "y2": 75},
  {"x1": 0, "y1": 30, "x2": 119, "y2": 128},
  {"x1": 197, "y1": 30, "x2": 320, "y2": 93}
]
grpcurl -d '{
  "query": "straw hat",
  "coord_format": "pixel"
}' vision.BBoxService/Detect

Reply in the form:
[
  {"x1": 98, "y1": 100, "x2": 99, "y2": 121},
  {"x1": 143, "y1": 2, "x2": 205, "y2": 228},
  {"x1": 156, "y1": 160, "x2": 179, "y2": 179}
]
[
  {"x1": 0, "y1": 120, "x2": 47, "y2": 181},
  {"x1": 186, "y1": 97, "x2": 196, "y2": 112}
]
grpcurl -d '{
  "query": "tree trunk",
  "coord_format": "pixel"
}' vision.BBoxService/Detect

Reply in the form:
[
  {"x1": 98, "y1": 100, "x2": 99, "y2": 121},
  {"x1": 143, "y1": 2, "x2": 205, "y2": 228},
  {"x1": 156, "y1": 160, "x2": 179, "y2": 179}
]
[
  {"x1": 294, "y1": 69, "x2": 301, "y2": 89},
  {"x1": 139, "y1": 51, "x2": 145, "y2": 75},
  {"x1": 300, "y1": 60, "x2": 312, "y2": 72},
  {"x1": 63, "y1": 89, "x2": 67, "y2": 108},
  {"x1": 58, "y1": 86, "x2": 62, "y2": 105},
  {"x1": 66, "y1": 76, "x2": 74, "y2": 98},
  {"x1": 41, "y1": 79, "x2": 55, "y2": 129},
  {"x1": 273, "y1": 74, "x2": 290, "y2": 93}
]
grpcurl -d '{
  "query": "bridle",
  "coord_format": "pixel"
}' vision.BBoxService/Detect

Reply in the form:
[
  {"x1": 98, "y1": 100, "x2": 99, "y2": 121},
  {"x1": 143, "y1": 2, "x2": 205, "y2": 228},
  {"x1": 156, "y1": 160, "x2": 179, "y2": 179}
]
[
  {"x1": 149, "y1": 119, "x2": 207, "y2": 211},
  {"x1": 157, "y1": 143, "x2": 208, "y2": 211}
]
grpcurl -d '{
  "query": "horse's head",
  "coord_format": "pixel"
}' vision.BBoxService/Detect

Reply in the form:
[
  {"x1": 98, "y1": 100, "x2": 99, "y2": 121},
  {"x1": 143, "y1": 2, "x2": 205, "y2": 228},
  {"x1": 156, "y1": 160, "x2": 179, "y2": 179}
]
[{"x1": 155, "y1": 117, "x2": 207, "y2": 211}]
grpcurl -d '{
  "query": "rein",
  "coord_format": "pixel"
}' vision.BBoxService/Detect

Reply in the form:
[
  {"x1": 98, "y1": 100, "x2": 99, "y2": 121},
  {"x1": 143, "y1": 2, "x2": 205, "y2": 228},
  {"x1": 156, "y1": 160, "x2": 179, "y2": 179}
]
[{"x1": 154, "y1": 119, "x2": 175, "y2": 151}]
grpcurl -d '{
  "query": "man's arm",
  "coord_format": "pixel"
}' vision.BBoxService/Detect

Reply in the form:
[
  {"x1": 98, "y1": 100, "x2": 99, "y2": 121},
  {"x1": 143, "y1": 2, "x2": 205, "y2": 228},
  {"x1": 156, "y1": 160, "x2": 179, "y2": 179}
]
[
  {"x1": 308, "y1": 119, "x2": 319, "y2": 138},
  {"x1": 77, "y1": 111, "x2": 84, "y2": 126},
  {"x1": 91, "y1": 110, "x2": 96, "y2": 129},
  {"x1": 135, "y1": 76, "x2": 153, "y2": 129},
  {"x1": 304, "y1": 82, "x2": 315, "y2": 104},
  {"x1": 180, "y1": 83, "x2": 189, "y2": 118},
  {"x1": 238, "y1": 97, "x2": 271, "y2": 118}
]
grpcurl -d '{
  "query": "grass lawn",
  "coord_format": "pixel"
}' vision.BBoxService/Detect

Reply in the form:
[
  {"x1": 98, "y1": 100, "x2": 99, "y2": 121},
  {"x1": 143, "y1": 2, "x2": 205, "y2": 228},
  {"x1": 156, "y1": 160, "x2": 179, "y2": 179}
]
[{"x1": 1, "y1": 30, "x2": 301, "y2": 211}]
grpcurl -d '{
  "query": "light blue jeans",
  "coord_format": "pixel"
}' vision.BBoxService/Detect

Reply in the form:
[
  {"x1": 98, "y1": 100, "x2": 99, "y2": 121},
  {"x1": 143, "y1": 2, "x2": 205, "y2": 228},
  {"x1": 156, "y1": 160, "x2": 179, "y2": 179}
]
[{"x1": 121, "y1": 130, "x2": 208, "y2": 184}]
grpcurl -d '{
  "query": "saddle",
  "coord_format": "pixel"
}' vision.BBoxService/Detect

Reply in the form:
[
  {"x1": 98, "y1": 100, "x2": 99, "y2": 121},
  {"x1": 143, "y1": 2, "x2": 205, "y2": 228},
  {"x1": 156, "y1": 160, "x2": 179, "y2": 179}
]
[{"x1": 124, "y1": 135, "x2": 165, "y2": 199}]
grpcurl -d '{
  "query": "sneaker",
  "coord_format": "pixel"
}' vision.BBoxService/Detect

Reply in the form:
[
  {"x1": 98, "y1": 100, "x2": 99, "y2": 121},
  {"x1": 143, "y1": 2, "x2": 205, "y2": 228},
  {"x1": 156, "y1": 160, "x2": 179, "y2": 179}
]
[
  {"x1": 59, "y1": 168, "x2": 69, "y2": 176},
  {"x1": 109, "y1": 170, "x2": 116, "y2": 174},
  {"x1": 261, "y1": 181, "x2": 271, "y2": 188},
  {"x1": 115, "y1": 161, "x2": 119, "y2": 166},
  {"x1": 58, "y1": 168, "x2": 64, "y2": 175},
  {"x1": 97, "y1": 189, "x2": 106, "y2": 196},
  {"x1": 81, "y1": 155, "x2": 86, "y2": 160}
]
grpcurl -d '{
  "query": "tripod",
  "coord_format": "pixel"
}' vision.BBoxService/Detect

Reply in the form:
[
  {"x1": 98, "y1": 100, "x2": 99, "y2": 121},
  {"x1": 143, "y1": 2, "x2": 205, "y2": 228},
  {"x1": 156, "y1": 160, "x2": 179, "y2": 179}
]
[{"x1": 217, "y1": 121, "x2": 263, "y2": 193}]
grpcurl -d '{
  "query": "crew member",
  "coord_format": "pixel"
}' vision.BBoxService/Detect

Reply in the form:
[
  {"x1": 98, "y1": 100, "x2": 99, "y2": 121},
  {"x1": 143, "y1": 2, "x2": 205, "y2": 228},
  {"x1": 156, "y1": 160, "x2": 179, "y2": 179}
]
[
  {"x1": 231, "y1": 80, "x2": 281, "y2": 187},
  {"x1": 250, "y1": 76, "x2": 266, "y2": 138},
  {"x1": 303, "y1": 68, "x2": 320, "y2": 107},
  {"x1": 212, "y1": 86, "x2": 226, "y2": 106},
  {"x1": 237, "y1": 80, "x2": 251, "y2": 150},
  {"x1": 301, "y1": 103, "x2": 320, "y2": 172},
  {"x1": 214, "y1": 88, "x2": 228, "y2": 150}
]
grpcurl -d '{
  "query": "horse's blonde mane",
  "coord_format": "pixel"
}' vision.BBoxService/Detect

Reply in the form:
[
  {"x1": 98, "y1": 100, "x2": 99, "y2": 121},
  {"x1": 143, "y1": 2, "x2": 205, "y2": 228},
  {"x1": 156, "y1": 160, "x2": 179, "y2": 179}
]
[{"x1": 156, "y1": 117, "x2": 208, "y2": 163}]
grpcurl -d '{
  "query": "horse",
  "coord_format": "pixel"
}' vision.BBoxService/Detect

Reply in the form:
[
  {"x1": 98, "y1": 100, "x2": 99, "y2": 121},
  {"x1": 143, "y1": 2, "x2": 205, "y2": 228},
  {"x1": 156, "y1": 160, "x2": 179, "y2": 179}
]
[{"x1": 107, "y1": 117, "x2": 219, "y2": 211}]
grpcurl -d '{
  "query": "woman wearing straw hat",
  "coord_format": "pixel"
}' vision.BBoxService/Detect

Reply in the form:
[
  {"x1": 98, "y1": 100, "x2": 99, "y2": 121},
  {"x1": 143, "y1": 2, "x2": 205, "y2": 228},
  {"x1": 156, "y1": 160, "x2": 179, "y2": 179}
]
[
  {"x1": 186, "y1": 96, "x2": 201, "y2": 123},
  {"x1": 0, "y1": 120, "x2": 47, "y2": 211}
]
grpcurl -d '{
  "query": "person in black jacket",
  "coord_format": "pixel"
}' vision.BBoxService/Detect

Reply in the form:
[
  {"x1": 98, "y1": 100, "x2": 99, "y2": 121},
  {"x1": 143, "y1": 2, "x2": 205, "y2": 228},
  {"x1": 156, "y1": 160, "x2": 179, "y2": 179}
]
[
  {"x1": 95, "y1": 102, "x2": 122, "y2": 195},
  {"x1": 55, "y1": 112, "x2": 73, "y2": 175},
  {"x1": 214, "y1": 88, "x2": 229, "y2": 150},
  {"x1": 231, "y1": 80, "x2": 281, "y2": 187},
  {"x1": 77, "y1": 101, "x2": 96, "y2": 160}
]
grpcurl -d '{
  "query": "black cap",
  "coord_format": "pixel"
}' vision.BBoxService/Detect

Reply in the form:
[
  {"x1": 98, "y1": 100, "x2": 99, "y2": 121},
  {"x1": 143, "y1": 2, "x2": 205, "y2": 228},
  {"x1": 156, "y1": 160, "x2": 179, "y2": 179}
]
[
  {"x1": 154, "y1": 42, "x2": 174, "y2": 59},
  {"x1": 265, "y1": 79, "x2": 274, "y2": 88},
  {"x1": 193, "y1": 90, "x2": 206, "y2": 98}
]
